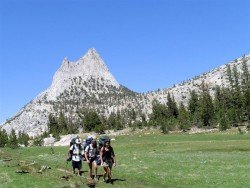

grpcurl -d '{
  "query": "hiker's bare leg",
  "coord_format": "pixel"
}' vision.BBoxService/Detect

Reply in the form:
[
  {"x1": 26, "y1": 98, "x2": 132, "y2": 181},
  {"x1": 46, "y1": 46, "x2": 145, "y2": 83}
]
[
  {"x1": 103, "y1": 167, "x2": 107, "y2": 180},
  {"x1": 107, "y1": 167, "x2": 111, "y2": 180},
  {"x1": 88, "y1": 163, "x2": 92, "y2": 178},
  {"x1": 78, "y1": 168, "x2": 81, "y2": 176},
  {"x1": 93, "y1": 161, "x2": 97, "y2": 178}
]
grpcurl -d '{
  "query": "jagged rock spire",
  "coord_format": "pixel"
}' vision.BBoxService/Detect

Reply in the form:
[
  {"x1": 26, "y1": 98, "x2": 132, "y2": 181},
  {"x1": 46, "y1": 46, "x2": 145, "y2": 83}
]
[{"x1": 46, "y1": 48, "x2": 120, "y2": 100}]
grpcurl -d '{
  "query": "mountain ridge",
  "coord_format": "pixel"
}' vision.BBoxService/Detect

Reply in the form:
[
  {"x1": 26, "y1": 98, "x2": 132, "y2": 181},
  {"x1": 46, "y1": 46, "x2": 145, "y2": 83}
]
[{"x1": 1, "y1": 49, "x2": 250, "y2": 137}]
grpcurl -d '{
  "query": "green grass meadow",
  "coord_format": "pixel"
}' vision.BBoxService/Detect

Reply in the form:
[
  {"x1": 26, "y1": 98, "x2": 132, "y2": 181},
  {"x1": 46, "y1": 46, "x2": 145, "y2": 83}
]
[{"x1": 0, "y1": 131, "x2": 250, "y2": 188}]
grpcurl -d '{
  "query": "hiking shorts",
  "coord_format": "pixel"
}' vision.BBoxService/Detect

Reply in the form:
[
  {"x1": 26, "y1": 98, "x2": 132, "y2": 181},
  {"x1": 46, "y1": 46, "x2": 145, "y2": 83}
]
[
  {"x1": 104, "y1": 159, "x2": 113, "y2": 169},
  {"x1": 72, "y1": 160, "x2": 82, "y2": 169},
  {"x1": 89, "y1": 157, "x2": 97, "y2": 164}
]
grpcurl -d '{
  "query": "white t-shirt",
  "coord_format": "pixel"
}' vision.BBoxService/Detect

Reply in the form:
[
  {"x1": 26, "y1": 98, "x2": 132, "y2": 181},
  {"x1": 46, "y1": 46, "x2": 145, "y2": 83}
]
[
  {"x1": 69, "y1": 144, "x2": 84, "y2": 162},
  {"x1": 85, "y1": 144, "x2": 97, "y2": 158}
]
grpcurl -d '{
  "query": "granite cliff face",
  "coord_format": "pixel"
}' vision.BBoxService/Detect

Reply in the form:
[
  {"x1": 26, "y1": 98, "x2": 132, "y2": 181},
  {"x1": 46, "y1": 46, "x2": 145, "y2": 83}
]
[{"x1": 1, "y1": 49, "x2": 249, "y2": 137}]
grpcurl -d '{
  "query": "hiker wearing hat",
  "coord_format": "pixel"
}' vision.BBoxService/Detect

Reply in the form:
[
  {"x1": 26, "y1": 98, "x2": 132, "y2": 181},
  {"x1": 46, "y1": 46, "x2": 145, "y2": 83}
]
[
  {"x1": 84, "y1": 139, "x2": 98, "y2": 180},
  {"x1": 100, "y1": 140, "x2": 116, "y2": 183},
  {"x1": 68, "y1": 138, "x2": 84, "y2": 176}
]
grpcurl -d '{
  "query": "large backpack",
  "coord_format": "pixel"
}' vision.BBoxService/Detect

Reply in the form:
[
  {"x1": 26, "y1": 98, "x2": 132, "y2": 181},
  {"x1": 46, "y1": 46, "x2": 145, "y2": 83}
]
[
  {"x1": 98, "y1": 135, "x2": 110, "y2": 148},
  {"x1": 70, "y1": 138, "x2": 76, "y2": 147}
]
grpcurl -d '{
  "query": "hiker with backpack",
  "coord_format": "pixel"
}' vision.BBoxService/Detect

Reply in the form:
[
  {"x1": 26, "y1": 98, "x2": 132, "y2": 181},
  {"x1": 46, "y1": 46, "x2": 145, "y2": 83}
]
[
  {"x1": 100, "y1": 139, "x2": 116, "y2": 183},
  {"x1": 84, "y1": 139, "x2": 99, "y2": 180},
  {"x1": 68, "y1": 138, "x2": 84, "y2": 176}
]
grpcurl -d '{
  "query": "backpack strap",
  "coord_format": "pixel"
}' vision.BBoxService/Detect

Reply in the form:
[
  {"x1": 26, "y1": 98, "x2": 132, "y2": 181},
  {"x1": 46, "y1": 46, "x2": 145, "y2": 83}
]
[
  {"x1": 72, "y1": 144, "x2": 78, "y2": 155},
  {"x1": 85, "y1": 145, "x2": 91, "y2": 156}
]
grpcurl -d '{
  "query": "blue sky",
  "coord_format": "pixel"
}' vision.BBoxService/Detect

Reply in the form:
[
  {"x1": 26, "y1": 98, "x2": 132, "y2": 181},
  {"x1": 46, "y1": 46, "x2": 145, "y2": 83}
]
[{"x1": 0, "y1": 0, "x2": 250, "y2": 123}]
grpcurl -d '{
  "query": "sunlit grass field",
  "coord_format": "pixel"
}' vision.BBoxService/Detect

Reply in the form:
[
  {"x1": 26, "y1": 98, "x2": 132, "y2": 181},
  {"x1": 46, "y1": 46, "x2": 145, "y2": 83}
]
[{"x1": 0, "y1": 130, "x2": 250, "y2": 188}]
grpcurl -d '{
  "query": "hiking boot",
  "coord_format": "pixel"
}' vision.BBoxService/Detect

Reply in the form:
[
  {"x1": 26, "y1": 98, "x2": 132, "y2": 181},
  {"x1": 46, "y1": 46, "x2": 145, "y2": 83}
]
[{"x1": 106, "y1": 179, "x2": 111, "y2": 183}]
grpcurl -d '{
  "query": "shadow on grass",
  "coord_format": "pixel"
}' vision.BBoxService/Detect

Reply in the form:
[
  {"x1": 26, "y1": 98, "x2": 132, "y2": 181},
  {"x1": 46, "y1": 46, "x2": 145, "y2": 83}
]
[
  {"x1": 79, "y1": 170, "x2": 88, "y2": 176},
  {"x1": 59, "y1": 174, "x2": 126, "y2": 187},
  {"x1": 108, "y1": 178, "x2": 126, "y2": 185},
  {"x1": 86, "y1": 182, "x2": 96, "y2": 188}
]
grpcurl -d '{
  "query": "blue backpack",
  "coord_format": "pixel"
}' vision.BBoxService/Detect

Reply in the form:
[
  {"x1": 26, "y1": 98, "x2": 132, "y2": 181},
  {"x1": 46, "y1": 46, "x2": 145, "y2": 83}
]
[{"x1": 83, "y1": 137, "x2": 93, "y2": 150}]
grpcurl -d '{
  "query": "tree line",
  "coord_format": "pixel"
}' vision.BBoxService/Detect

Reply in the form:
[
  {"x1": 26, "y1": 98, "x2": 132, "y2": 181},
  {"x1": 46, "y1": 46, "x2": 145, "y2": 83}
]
[
  {"x1": 0, "y1": 129, "x2": 29, "y2": 148},
  {"x1": 47, "y1": 109, "x2": 125, "y2": 138},
  {"x1": 1, "y1": 58, "x2": 249, "y2": 146},
  {"x1": 47, "y1": 58, "x2": 250, "y2": 136},
  {"x1": 150, "y1": 58, "x2": 250, "y2": 133}
]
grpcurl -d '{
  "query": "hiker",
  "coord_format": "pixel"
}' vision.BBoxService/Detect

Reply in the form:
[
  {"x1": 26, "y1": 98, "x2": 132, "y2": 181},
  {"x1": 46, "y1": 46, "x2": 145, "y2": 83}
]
[
  {"x1": 100, "y1": 140, "x2": 116, "y2": 183},
  {"x1": 68, "y1": 138, "x2": 84, "y2": 176},
  {"x1": 84, "y1": 139, "x2": 98, "y2": 180}
]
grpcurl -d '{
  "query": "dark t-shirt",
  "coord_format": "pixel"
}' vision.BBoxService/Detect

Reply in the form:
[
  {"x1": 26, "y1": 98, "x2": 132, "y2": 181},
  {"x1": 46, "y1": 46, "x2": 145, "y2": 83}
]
[{"x1": 102, "y1": 146, "x2": 115, "y2": 161}]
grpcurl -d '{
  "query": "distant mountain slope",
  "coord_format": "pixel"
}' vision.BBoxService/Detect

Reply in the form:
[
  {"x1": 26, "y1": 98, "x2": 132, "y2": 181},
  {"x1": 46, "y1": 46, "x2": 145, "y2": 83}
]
[
  {"x1": 147, "y1": 54, "x2": 250, "y2": 106},
  {"x1": 1, "y1": 49, "x2": 249, "y2": 137}
]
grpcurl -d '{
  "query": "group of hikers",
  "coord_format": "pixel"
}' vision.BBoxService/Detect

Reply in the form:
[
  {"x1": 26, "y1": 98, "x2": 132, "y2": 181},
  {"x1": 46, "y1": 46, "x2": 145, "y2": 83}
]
[{"x1": 67, "y1": 135, "x2": 116, "y2": 183}]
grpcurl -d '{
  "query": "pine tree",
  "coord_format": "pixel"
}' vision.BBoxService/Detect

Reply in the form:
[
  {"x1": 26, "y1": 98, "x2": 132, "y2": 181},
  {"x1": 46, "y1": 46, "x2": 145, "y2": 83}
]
[
  {"x1": 115, "y1": 111, "x2": 123, "y2": 130},
  {"x1": 225, "y1": 63, "x2": 242, "y2": 125},
  {"x1": 218, "y1": 108, "x2": 229, "y2": 131},
  {"x1": 47, "y1": 114, "x2": 59, "y2": 137},
  {"x1": 33, "y1": 135, "x2": 44, "y2": 146},
  {"x1": 178, "y1": 102, "x2": 190, "y2": 130},
  {"x1": 243, "y1": 88, "x2": 250, "y2": 122},
  {"x1": 188, "y1": 90, "x2": 199, "y2": 125},
  {"x1": 8, "y1": 129, "x2": 18, "y2": 149},
  {"x1": 241, "y1": 58, "x2": 250, "y2": 122},
  {"x1": 107, "y1": 112, "x2": 116, "y2": 130},
  {"x1": 58, "y1": 112, "x2": 68, "y2": 134},
  {"x1": 160, "y1": 119, "x2": 168, "y2": 134},
  {"x1": 213, "y1": 86, "x2": 228, "y2": 125},
  {"x1": 188, "y1": 90, "x2": 199, "y2": 114},
  {"x1": 166, "y1": 93, "x2": 179, "y2": 118},
  {"x1": 0, "y1": 129, "x2": 8, "y2": 147},
  {"x1": 22, "y1": 132, "x2": 30, "y2": 147},
  {"x1": 150, "y1": 99, "x2": 168, "y2": 122},
  {"x1": 227, "y1": 108, "x2": 238, "y2": 127},
  {"x1": 232, "y1": 65, "x2": 243, "y2": 122},
  {"x1": 171, "y1": 95, "x2": 179, "y2": 118},
  {"x1": 213, "y1": 86, "x2": 222, "y2": 120},
  {"x1": 67, "y1": 120, "x2": 78, "y2": 134},
  {"x1": 198, "y1": 82, "x2": 214, "y2": 127},
  {"x1": 18, "y1": 131, "x2": 30, "y2": 147},
  {"x1": 83, "y1": 111, "x2": 102, "y2": 132}
]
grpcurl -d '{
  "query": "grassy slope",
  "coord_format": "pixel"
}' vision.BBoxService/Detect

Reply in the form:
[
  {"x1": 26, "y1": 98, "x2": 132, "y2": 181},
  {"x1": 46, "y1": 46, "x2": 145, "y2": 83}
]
[{"x1": 0, "y1": 131, "x2": 250, "y2": 188}]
